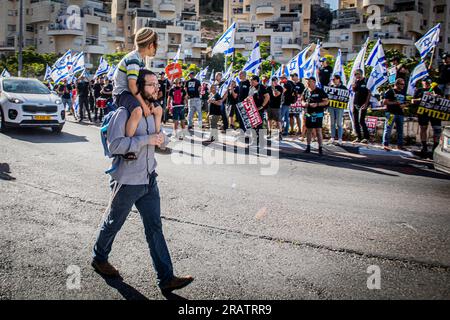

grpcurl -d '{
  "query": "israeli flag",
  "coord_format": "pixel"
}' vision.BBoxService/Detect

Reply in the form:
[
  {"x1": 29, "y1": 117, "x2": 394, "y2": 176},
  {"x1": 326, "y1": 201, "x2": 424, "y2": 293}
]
[
  {"x1": 50, "y1": 65, "x2": 70, "y2": 83},
  {"x1": 407, "y1": 61, "x2": 429, "y2": 96},
  {"x1": 219, "y1": 75, "x2": 233, "y2": 98},
  {"x1": 415, "y1": 24, "x2": 440, "y2": 60},
  {"x1": 1, "y1": 69, "x2": 11, "y2": 77},
  {"x1": 366, "y1": 39, "x2": 386, "y2": 68},
  {"x1": 209, "y1": 69, "x2": 215, "y2": 84},
  {"x1": 367, "y1": 62, "x2": 387, "y2": 94},
  {"x1": 74, "y1": 98, "x2": 79, "y2": 115},
  {"x1": 212, "y1": 22, "x2": 236, "y2": 57},
  {"x1": 347, "y1": 38, "x2": 369, "y2": 89},
  {"x1": 71, "y1": 52, "x2": 85, "y2": 75},
  {"x1": 95, "y1": 57, "x2": 110, "y2": 79},
  {"x1": 274, "y1": 64, "x2": 288, "y2": 78},
  {"x1": 287, "y1": 44, "x2": 312, "y2": 78},
  {"x1": 223, "y1": 63, "x2": 233, "y2": 81},
  {"x1": 173, "y1": 45, "x2": 182, "y2": 61},
  {"x1": 106, "y1": 64, "x2": 117, "y2": 81},
  {"x1": 53, "y1": 49, "x2": 72, "y2": 70},
  {"x1": 301, "y1": 42, "x2": 321, "y2": 82},
  {"x1": 330, "y1": 49, "x2": 347, "y2": 86},
  {"x1": 243, "y1": 42, "x2": 262, "y2": 76},
  {"x1": 197, "y1": 66, "x2": 209, "y2": 81},
  {"x1": 44, "y1": 65, "x2": 52, "y2": 81}
]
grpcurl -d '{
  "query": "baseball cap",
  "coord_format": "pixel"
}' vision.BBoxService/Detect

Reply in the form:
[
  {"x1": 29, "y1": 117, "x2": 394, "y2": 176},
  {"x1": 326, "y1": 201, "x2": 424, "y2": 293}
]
[
  {"x1": 319, "y1": 57, "x2": 327, "y2": 62},
  {"x1": 307, "y1": 76, "x2": 317, "y2": 82}
]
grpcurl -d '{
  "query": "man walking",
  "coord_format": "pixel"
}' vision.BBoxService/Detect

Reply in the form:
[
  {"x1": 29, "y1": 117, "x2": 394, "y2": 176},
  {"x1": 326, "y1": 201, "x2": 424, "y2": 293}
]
[
  {"x1": 185, "y1": 71, "x2": 202, "y2": 130},
  {"x1": 77, "y1": 76, "x2": 92, "y2": 123},
  {"x1": 92, "y1": 69, "x2": 194, "y2": 293}
]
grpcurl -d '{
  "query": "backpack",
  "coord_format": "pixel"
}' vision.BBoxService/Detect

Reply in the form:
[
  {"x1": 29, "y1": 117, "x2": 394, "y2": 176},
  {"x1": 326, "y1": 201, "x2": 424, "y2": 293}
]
[
  {"x1": 100, "y1": 104, "x2": 130, "y2": 174},
  {"x1": 172, "y1": 87, "x2": 183, "y2": 105}
]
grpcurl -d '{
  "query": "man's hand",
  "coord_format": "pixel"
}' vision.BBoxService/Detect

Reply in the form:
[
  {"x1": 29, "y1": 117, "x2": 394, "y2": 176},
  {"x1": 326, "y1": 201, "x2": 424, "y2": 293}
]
[
  {"x1": 149, "y1": 133, "x2": 164, "y2": 146},
  {"x1": 141, "y1": 104, "x2": 152, "y2": 117}
]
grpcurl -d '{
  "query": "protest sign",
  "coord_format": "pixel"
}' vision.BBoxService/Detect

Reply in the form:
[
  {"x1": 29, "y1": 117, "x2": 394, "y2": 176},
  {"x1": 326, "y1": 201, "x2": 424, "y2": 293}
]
[
  {"x1": 236, "y1": 96, "x2": 263, "y2": 130},
  {"x1": 418, "y1": 94, "x2": 450, "y2": 121},
  {"x1": 324, "y1": 86, "x2": 350, "y2": 109}
]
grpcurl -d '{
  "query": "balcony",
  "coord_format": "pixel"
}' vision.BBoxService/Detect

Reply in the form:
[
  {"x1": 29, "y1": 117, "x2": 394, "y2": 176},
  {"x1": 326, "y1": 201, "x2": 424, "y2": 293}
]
[
  {"x1": 256, "y1": 5, "x2": 275, "y2": 16},
  {"x1": 322, "y1": 37, "x2": 343, "y2": 49},
  {"x1": 85, "y1": 44, "x2": 106, "y2": 55},
  {"x1": 182, "y1": 5, "x2": 197, "y2": 16},
  {"x1": 47, "y1": 24, "x2": 84, "y2": 36},
  {"x1": 363, "y1": 0, "x2": 385, "y2": 7},
  {"x1": 107, "y1": 32, "x2": 125, "y2": 43},
  {"x1": 0, "y1": 41, "x2": 15, "y2": 51},
  {"x1": 159, "y1": 2, "x2": 176, "y2": 13}
]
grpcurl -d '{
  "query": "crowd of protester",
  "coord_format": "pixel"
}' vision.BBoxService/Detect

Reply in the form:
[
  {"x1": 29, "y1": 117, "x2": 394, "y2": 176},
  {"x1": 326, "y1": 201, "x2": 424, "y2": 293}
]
[{"x1": 46, "y1": 52, "x2": 450, "y2": 157}]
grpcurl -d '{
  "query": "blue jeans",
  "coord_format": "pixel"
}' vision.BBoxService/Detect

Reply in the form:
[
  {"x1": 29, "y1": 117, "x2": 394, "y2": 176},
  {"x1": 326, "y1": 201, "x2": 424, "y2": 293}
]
[
  {"x1": 383, "y1": 113, "x2": 404, "y2": 147},
  {"x1": 329, "y1": 107, "x2": 344, "y2": 140},
  {"x1": 281, "y1": 105, "x2": 290, "y2": 135},
  {"x1": 93, "y1": 173, "x2": 174, "y2": 288}
]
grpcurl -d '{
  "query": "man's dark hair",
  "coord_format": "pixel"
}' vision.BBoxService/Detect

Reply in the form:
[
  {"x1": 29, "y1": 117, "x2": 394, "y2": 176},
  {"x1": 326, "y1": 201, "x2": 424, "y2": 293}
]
[
  {"x1": 137, "y1": 69, "x2": 156, "y2": 95},
  {"x1": 251, "y1": 75, "x2": 260, "y2": 83}
]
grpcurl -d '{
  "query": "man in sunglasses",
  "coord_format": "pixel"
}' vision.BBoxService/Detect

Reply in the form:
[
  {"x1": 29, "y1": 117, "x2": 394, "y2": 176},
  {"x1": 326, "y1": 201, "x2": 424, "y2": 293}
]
[{"x1": 382, "y1": 78, "x2": 409, "y2": 151}]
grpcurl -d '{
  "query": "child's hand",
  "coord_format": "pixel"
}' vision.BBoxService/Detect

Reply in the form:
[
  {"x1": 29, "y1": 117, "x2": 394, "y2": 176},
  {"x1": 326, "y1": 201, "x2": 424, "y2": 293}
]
[{"x1": 141, "y1": 104, "x2": 151, "y2": 117}]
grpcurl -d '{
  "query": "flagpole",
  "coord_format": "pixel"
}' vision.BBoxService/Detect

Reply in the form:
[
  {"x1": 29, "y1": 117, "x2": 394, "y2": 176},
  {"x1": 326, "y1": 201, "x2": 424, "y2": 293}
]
[
  {"x1": 429, "y1": 46, "x2": 437, "y2": 70},
  {"x1": 18, "y1": 0, "x2": 24, "y2": 76}
]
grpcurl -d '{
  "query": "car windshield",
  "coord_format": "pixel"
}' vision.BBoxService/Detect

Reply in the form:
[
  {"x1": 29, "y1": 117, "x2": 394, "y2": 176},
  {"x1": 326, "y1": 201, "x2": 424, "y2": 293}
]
[{"x1": 2, "y1": 79, "x2": 50, "y2": 94}]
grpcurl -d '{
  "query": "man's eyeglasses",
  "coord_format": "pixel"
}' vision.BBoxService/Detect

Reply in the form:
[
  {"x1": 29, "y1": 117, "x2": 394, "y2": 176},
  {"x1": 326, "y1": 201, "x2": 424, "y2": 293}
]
[{"x1": 144, "y1": 83, "x2": 160, "y2": 88}]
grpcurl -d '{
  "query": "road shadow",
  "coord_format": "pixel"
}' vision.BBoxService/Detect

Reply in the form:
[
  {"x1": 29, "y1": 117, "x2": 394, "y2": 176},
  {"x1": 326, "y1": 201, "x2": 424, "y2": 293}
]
[
  {"x1": 4, "y1": 127, "x2": 88, "y2": 144},
  {"x1": 0, "y1": 163, "x2": 16, "y2": 181},
  {"x1": 95, "y1": 272, "x2": 149, "y2": 301}
]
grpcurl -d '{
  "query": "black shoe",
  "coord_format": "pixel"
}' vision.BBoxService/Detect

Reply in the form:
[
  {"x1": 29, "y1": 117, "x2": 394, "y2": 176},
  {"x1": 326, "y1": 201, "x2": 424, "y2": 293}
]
[
  {"x1": 304, "y1": 146, "x2": 311, "y2": 153},
  {"x1": 160, "y1": 275, "x2": 194, "y2": 293},
  {"x1": 318, "y1": 147, "x2": 323, "y2": 156}
]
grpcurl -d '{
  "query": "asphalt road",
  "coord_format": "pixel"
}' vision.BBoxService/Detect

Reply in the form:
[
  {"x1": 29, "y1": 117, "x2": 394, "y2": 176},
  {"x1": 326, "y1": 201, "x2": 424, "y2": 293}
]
[{"x1": 0, "y1": 120, "x2": 449, "y2": 300}]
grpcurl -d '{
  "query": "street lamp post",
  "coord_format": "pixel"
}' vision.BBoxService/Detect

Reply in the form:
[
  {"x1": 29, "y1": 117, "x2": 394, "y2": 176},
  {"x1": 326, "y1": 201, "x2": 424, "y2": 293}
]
[{"x1": 18, "y1": 0, "x2": 24, "y2": 77}]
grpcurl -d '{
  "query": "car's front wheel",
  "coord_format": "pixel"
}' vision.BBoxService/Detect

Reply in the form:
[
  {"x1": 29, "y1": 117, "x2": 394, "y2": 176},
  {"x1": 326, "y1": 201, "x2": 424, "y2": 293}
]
[
  {"x1": 0, "y1": 107, "x2": 9, "y2": 133},
  {"x1": 51, "y1": 125, "x2": 63, "y2": 134}
]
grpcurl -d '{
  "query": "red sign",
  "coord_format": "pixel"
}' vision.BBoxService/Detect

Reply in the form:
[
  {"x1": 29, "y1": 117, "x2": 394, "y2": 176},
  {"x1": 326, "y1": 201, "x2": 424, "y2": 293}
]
[
  {"x1": 289, "y1": 96, "x2": 303, "y2": 114},
  {"x1": 366, "y1": 116, "x2": 378, "y2": 134},
  {"x1": 165, "y1": 63, "x2": 183, "y2": 81},
  {"x1": 236, "y1": 96, "x2": 263, "y2": 130}
]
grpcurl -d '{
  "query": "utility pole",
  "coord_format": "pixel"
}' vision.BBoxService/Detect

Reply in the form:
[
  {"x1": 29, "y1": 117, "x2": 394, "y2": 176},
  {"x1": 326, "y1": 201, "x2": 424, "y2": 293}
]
[{"x1": 18, "y1": 0, "x2": 24, "y2": 77}]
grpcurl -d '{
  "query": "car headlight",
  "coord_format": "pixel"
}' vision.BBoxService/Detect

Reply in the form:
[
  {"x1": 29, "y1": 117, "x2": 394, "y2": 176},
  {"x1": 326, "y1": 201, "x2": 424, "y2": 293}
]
[
  {"x1": 55, "y1": 99, "x2": 62, "y2": 104},
  {"x1": 8, "y1": 97, "x2": 23, "y2": 104}
]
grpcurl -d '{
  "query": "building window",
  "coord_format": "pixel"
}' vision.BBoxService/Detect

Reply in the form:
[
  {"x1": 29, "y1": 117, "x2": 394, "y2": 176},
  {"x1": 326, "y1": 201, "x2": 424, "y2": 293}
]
[
  {"x1": 245, "y1": 5, "x2": 250, "y2": 12},
  {"x1": 7, "y1": 37, "x2": 15, "y2": 46},
  {"x1": 8, "y1": 25, "x2": 16, "y2": 32},
  {"x1": 435, "y1": 5, "x2": 445, "y2": 13},
  {"x1": 281, "y1": 6, "x2": 286, "y2": 11},
  {"x1": 8, "y1": 10, "x2": 15, "y2": 16},
  {"x1": 26, "y1": 25, "x2": 34, "y2": 32}
]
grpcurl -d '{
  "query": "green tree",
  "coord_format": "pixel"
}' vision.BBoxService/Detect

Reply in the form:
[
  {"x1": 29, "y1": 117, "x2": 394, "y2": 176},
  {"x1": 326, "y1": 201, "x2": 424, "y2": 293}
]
[
  {"x1": 104, "y1": 52, "x2": 127, "y2": 66},
  {"x1": 0, "y1": 47, "x2": 58, "y2": 77}
]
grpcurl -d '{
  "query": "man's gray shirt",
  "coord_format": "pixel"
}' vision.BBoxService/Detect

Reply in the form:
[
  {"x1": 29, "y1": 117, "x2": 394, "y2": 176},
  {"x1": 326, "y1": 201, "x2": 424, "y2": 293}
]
[{"x1": 107, "y1": 108, "x2": 168, "y2": 185}]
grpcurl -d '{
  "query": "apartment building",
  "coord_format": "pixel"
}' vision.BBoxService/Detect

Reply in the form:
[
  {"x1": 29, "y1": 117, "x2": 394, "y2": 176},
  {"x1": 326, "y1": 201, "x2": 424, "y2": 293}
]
[
  {"x1": 223, "y1": 0, "x2": 321, "y2": 64},
  {"x1": 323, "y1": 0, "x2": 450, "y2": 62},
  {"x1": 111, "y1": 0, "x2": 206, "y2": 72},
  {"x1": 0, "y1": 0, "x2": 121, "y2": 69}
]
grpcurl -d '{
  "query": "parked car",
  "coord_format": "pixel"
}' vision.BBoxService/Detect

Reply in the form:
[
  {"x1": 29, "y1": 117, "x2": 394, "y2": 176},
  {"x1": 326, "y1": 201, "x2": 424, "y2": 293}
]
[
  {"x1": 0, "y1": 77, "x2": 65, "y2": 133},
  {"x1": 434, "y1": 126, "x2": 450, "y2": 175}
]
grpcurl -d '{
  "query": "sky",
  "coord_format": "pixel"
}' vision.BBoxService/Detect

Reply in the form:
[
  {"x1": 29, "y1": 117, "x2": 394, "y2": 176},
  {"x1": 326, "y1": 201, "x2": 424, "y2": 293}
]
[{"x1": 325, "y1": 0, "x2": 338, "y2": 10}]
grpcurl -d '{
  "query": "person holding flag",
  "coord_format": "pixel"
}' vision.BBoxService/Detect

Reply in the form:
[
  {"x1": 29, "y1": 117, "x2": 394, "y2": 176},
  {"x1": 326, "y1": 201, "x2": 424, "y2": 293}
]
[
  {"x1": 382, "y1": 78, "x2": 409, "y2": 151},
  {"x1": 351, "y1": 69, "x2": 371, "y2": 144}
]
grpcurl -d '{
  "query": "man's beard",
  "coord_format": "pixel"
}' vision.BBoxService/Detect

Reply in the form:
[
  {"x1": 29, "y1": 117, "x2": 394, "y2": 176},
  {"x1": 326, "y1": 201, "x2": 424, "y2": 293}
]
[{"x1": 142, "y1": 91, "x2": 157, "y2": 103}]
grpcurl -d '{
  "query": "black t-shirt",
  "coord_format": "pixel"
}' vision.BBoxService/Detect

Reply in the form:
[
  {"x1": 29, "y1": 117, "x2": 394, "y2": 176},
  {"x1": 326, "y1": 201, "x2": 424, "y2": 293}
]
[
  {"x1": 209, "y1": 93, "x2": 222, "y2": 116},
  {"x1": 226, "y1": 87, "x2": 239, "y2": 106},
  {"x1": 238, "y1": 80, "x2": 251, "y2": 102},
  {"x1": 332, "y1": 84, "x2": 348, "y2": 90},
  {"x1": 185, "y1": 78, "x2": 201, "y2": 98},
  {"x1": 93, "y1": 83, "x2": 102, "y2": 98},
  {"x1": 439, "y1": 63, "x2": 450, "y2": 85},
  {"x1": 319, "y1": 65, "x2": 333, "y2": 86},
  {"x1": 269, "y1": 85, "x2": 283, "y2": 109},
  {"x1": 384, "y1": 89, "x2": 406, "y2": 115},
  {"x1": 303, "y1": 87, "x2": 328, "y2": 114},
  {"x1": 353, "y1": 78, "x2": 370, "y2": 106},
  {"x1": 251, "y1": 84, "x2": 268, "y2": 109},
  {"x1": 169, "y1": 86, "x2": 187, "y2": 106},
  {"x1": 101, "y1": 84, "x2": 113, "y2": 99},
  {"x1": 201, "y1": 86, "x2": 209, "y2": 100},
  {"x1": 281, "y1": 80, "x2": 296, "y2": 105},
  {"x1": 159, "y1": 79, "x2": 171, "y2": 99},
  {"x1": 77, "y1": 81, "x2": 90, "y2": 98},
  {"x1": 59, "y1": 84, "x2": 72, "y2": 99},
  {"x1": 294, "y1": 81, "x2": 305, "y2": 96}
]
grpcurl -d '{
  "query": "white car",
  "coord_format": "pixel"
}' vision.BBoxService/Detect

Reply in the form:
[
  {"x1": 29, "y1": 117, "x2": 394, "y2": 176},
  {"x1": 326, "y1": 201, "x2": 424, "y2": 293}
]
[
  {"x1": 434, "y1": 126, "x2": 450, "y2": 175},
  {"x1": 0, "y1": 77, "x2": 65, "y2": 133}
]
